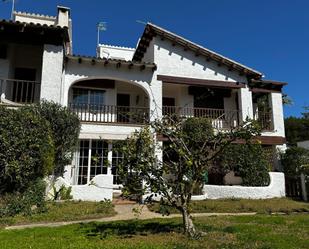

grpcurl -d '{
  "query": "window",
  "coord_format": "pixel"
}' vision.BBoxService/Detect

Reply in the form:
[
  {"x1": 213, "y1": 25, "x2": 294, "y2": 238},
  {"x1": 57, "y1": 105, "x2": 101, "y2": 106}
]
[
  {"x1": 90, "y1": 140, "x2": 109, "y2": 180},
  {"x1": 111, "y1": 150, "x2": 124, "y2": 185},
  {"x1": 77, "y1": 140, "x2": 90, "y2": 185},
  {"x1": 72, "y1": 88, "x2": 105, "y2": 110},
  {"x1": 75, "y1": 140, "x2": 129, "y2": 186},
  {"x1": 76, "y1": 139, "x2": 109, "y2": 185}
]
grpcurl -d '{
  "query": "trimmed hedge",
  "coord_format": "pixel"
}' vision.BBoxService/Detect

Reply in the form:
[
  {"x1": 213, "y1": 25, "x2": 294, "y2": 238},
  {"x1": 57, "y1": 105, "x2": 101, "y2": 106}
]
[{"x1": 0, "y1": 106, "x2": 54, "y2": 194}]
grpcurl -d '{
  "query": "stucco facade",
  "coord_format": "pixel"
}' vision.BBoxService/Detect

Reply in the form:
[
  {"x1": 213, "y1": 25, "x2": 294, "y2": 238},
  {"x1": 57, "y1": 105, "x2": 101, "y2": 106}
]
[{"x1": 0, "y1": 7, "x2": 287, "y2": 201}]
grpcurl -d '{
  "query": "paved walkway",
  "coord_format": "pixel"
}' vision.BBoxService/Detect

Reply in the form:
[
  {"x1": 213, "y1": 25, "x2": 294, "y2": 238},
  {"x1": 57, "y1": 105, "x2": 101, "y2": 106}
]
[{"x1": 5, "y1": 204, "x2": 256, "y2": 230}]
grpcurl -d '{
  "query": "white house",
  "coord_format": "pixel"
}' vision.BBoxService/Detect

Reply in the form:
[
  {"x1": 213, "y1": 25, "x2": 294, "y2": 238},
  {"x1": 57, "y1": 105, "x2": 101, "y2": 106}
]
[{"x1": 0, "y1": 6, "x2": 286, "y2": 201}]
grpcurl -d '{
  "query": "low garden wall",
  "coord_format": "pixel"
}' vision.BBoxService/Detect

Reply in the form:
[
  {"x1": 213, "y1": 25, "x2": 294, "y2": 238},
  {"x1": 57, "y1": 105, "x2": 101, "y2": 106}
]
[
  {"x1": 144, "y1": 172, "x2": 286, "y2": 202},
  {"x1": 46, "y1": 175, "x2": 113, "y2": 201},
  {"x1": 193, "y1": 172, "x2": 285, "y2": 200}
]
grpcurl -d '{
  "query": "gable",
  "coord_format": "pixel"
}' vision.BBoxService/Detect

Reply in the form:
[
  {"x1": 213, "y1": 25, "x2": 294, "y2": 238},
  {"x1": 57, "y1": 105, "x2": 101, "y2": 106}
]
[
  {"x1": 134, "y1": 23, "x2": 262, "y2": 80},
  {"x1": 153, "y1": 37, "x2": 248, "y2": 83}
]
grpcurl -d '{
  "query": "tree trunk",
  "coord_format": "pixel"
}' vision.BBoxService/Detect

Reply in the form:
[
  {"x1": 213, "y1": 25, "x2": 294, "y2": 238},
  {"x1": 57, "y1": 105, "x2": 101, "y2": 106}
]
[{"x1": 181, "y1": 206, "x2": 197, "y2": 237}]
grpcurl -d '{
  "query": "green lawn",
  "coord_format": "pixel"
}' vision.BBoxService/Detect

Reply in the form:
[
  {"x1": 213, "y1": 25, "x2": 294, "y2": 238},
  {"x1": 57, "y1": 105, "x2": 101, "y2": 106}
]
[
  {"x1": 148, "y1": 198, "x2": 309, "y2": 214},
  {"x1": 0, "y1": 201, "x2": 116, "y2": 228},
  {"x1": 0, "y1": 214, "x2": 308, "y2": 249}
]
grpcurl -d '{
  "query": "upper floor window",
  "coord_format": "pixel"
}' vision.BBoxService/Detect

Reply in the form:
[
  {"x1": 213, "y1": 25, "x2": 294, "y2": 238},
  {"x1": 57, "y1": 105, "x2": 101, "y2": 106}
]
[{"x1": 72, "y1": 88, "x2": 105, "y2": 110}]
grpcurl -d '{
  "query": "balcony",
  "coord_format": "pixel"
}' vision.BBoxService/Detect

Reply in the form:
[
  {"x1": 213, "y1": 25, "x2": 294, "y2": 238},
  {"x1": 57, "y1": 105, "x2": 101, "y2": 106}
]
[
  {"x1": 69, "y1": 103, "x2": 149, "y2": 125},
  {"x1": 162, "y1": 106, "x2": 240, "y2": 129},
  {"x1": 254, "y1": 111, "x2": 273, "y2": 131},
  {"x1": 0, "y1": 78, "x2": 41, "y2": 104}
]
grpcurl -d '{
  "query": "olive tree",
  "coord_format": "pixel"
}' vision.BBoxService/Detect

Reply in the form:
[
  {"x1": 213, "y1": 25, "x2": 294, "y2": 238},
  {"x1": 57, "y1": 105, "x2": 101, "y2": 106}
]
[{"x1": 118, "y1": 117, "x2": 260, "y2": 237}]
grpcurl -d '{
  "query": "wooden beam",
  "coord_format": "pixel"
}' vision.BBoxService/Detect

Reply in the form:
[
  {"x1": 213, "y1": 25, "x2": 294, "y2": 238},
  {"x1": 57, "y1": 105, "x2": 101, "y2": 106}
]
[
  {"x1": 157, "y1": 75, "x2": 246, "y2": 89},
  {"x1": 233, "y1": 136, "x2": 286, "y2": 145}
]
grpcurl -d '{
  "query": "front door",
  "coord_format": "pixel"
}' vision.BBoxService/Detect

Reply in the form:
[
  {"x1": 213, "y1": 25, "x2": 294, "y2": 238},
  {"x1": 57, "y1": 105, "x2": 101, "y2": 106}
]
[{"x1": 117, "y1": 94, "x2": 130, "y2": 123}]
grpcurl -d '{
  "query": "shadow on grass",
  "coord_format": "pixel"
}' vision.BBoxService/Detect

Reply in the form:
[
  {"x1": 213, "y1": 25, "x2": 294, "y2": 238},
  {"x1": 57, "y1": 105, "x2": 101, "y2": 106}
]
[
  {"x1": 78, "y1": 218, "x2": 220, "y2": 239},
  {"x1": 81, "y1": 219, "x2": 183, "y2": 238}
]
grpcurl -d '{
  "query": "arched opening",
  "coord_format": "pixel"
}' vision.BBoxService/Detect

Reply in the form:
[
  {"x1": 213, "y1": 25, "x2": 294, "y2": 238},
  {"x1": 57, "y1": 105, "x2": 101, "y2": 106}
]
[
  {"x1": 67, "y1": 78, "x2": 151, "y2": 186},
  {"x1": 68, "y1": 78, "x2": 150, "y2": 124}
]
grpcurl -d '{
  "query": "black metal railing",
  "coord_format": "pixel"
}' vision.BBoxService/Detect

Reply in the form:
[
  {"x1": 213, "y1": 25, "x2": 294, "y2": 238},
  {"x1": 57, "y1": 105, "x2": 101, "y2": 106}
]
[
  {"x1": 0, "y1": 78, "x2": 41, "y2": 103},
  {"x1": 254, "y1": 111, "x2": 273, "y2": 131},
  {"x1": 69, "y1": 103, "x2": 150, "y2": 125},
  {"x1": 162, "y1": 106, "x2": 240, "y2": 129}
]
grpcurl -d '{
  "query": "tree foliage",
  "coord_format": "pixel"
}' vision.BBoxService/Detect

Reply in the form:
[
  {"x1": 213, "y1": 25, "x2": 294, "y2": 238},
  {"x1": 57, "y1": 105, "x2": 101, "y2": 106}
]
[
  {"x1": 285, "y1": 106, "x2": 309, "y2": 145},
  {"x1": 281, "y1": 147, "x2": 309, "y2": 176},
  {"x1": 118, "y1": 117, "x2": 260, "y2": 237},
  {"x1": 26, "y1": 100, "x2": 81, "y2": 176},
  {"x1": 220, "y1": 143, "x2": 270, "y2": 186},
  {"x1": 0, "y1": 106, "x2": 54, "y2": 194}
]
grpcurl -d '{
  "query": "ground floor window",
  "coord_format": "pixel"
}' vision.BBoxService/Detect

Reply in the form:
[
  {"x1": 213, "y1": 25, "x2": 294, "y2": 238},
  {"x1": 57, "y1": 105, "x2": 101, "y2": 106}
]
[{"x1": 74, "y1": 139, "x2": 124, "y2": 185}]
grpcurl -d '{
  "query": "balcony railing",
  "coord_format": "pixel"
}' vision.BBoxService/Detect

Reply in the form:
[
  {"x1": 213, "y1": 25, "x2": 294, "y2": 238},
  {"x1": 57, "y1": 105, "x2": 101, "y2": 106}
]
[
  {"x1": 69, "y1": 103, "x2": 149, "y2": 125},
  {"x1": 162, "y1": 106, "x2": 240, "y2": 129},
  {"x1": 254, "y1": 111, "x2": 273, "y2": 131},
  {"x1": 0, "y1": 78, "x2": 41, "y2": 103}
]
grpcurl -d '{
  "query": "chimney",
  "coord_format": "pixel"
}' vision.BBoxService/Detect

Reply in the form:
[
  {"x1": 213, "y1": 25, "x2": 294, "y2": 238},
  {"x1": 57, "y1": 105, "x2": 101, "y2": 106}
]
[{"x1": 56, "y1": 6, "x2": 70, "y2": 27}]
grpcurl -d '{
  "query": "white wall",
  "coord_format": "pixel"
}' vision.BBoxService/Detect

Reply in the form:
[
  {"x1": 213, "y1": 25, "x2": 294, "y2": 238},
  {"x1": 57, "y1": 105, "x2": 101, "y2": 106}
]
[
  {"x1": 152, "y1": 37, "x2": 247, "y2": 83},
  {"x1": 144, "y1": 173, "x2": 286, "y2": 201},
  {"x1": 98, "y1": 44, "x2": 135, "y2": 60},
  {"x1": 80, "y1": 123, "x2": 143, "y2": 140},
  {"x1": 46, "y1": 175, "x2": 113, "y2": 201},
  {"x1": 14, "y1": 12, "x2": 56, "y2": 26},
  {"x1": 238, "y1": 87, "x2": 253, "y2": 121},
  {"x1": 262, "y1": 92, "x2": 285, "y2": 137},
  {"x1": 201, "y1": 172, "x2": 285, "y2": 199},
  {"x1": 40, "y1": 45, "x2": 64, "y2": 103}
]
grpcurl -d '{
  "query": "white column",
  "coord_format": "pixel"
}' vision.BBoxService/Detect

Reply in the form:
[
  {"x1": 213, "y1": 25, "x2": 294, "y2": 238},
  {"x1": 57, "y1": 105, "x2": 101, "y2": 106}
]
[
  {"x1": 40, "y1": 44, "x2": 64, "y2": 103},
  {"x1": 270, "y1": 92, "x2": 285, "y2": 137},
  {"x1": 238, "y1": 87, "x2": 253, "y2": 121},
  {"x1": 107, "y1": 142, "x2": 113, "y2": 176},
  {"x1": 148, "y1": 76, "x2": 162, "y2": 121}
]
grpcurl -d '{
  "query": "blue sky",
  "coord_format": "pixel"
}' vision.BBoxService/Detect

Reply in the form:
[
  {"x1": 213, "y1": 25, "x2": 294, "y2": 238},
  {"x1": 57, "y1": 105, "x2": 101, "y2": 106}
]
[{"x1": 1, "y1": 0, "x2": 308, "y2": 117}]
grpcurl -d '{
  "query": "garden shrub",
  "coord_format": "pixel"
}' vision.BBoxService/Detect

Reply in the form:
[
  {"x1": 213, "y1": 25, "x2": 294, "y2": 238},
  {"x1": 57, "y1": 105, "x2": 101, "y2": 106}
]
[
  {"x1": 0, "y1": 179, "x2": 47, "y2": 217},
  {"x1": 0, "y1": 106, "x2": 55, "y2": 194},
  {"x1": 220, "y1": 143, "x2": 270, "y2": 186},
  {"x1": 26, "y1": 100, "x2": 80, "y2": 176},
  {"x1": 51, "y1": 184, "x2": 73, "y2": 200}
]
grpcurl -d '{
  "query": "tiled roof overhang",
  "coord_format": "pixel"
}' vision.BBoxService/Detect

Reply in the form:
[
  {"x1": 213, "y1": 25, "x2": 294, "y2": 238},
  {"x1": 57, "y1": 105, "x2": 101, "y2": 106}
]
[
  {"x1": 133, "y1": 23, "x2": 263, "y2": 79},
  {"x1": 0, "y1": 19, "x2": 69, "y2": 45},
  {"x1": 66, "y1": 54, "x2": 157, "y2": 71}
]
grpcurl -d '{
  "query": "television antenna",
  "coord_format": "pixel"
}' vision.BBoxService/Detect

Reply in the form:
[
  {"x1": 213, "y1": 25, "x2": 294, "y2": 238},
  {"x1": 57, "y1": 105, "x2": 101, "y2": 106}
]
[
  {"x1": 2, "y1": 0, "x2": 16, "y2": 20},
  {"x1": 97, "y1": 21, "x2": 107, "y2": 47}
]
